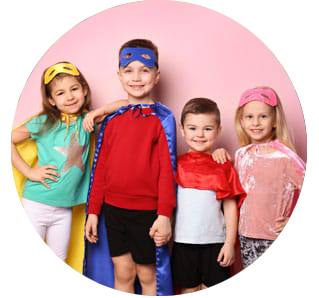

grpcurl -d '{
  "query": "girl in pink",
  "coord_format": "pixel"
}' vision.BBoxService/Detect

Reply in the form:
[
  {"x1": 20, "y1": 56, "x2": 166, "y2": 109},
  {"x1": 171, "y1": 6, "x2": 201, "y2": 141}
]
[{"x1": 234, "y1": 86, "x2": 305, "y2": 268}]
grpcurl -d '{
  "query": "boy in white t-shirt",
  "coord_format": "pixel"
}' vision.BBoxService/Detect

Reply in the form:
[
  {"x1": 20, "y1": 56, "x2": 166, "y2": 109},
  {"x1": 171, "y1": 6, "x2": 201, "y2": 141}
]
[{"x1": 170, "y1": 98, "x2": 245, "y2": 293}]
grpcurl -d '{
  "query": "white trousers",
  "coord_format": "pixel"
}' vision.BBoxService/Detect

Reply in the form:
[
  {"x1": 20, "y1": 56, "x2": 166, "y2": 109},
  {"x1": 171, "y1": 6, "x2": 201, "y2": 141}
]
[{"x1": 22, "y1": 198, "x2": 72, "y2": 261}]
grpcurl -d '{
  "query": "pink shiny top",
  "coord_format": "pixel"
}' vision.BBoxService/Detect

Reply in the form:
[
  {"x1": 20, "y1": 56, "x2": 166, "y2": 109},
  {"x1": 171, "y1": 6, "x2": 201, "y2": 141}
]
[{"x1": 235, "y1": 140, "x2": 305, "y2": 240}]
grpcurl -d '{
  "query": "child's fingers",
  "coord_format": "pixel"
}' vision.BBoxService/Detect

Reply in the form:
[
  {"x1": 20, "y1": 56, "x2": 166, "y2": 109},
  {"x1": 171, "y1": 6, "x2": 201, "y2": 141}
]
[
  {"x1": 46, "y1": 169, "x2": 60, "y2": 177},
  {"x1": 44, "y1": 174, "x2": 58, "y2": 182},
  {"x1": 83, "y1": 116, "x2": 94, "y2": 132},
  {"x1": 92, "y1": 224, "x2": 98, "y2": 240},
  {"x1": 149, "y1": 226, "x2": 156, "y2": 238},
  {"x1": 154, "y1": 238, "x2": 167, "y2": 247},
  {"x1": 86, "y1": 227, "x2": 98, "y2": 243},
  {"x1": 222, "y1": 152, "x2": 230, "y2": 163},
  {"x1": 217, "y1": 249, "x2": 224, "y2": 263},
  {"x1": 43, "y1": 164, "x2": 58, "y2": 170},
  {"x1": 41, "y1": 180, "x2": 50, "y2": 189},
  {"x1": 226, "y1": 151, "x2": 232, "y2": 161},
  {"x1": 212, "y1": 150, "x2": 225, "y2": 164},
  {"x1": 153, "y1": 235, "x2": 167, "y2": 241},
  {"x1": 88, "y1": 118, "x2": 94, "y2": 131},
  {"x1": 154, "y1": 241, "x2": 165, "y2": 247}
]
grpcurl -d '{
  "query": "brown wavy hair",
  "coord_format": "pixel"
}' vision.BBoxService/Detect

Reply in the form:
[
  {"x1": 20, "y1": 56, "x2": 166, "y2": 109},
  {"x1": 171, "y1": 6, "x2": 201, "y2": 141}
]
[{"x1": 37, "y1": 61, "x2": 92, "y2": 134}]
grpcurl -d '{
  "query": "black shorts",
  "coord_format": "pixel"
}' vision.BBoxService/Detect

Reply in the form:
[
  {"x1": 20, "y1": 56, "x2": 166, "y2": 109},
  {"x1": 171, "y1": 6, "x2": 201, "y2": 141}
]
[
  {"x1": 103, "y1": 204, "x2": 157, "y2": 264},
  {"x1": 172, "y1": 242, "x2": 231, "y2": 288}
]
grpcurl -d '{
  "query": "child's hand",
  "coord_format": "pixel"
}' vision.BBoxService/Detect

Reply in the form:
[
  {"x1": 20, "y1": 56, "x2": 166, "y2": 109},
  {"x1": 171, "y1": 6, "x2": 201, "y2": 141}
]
[
  {"x1": 212, "y1": 148, "x2": 231, "y2": 164},
  {"x1": 273, "y1": 216, "x2": 289, "y2": 233},
  {"x1": 27, "y1": 165, "x2": 59, "y2": 189},
  {"x1": 149, "y1": 215, "x2": 172, "y2": 247},
  {"x1": 152, "y1": 231, "x2": 168, "y2": 247},
  {"x1": 217, "y1": 243, "x2": 235, "y2": 267},
  {"x1": 85, "y1": 214, "x2": 99, "y2": 243},
  {"x1": 83, "y1": 100, "x2": 129, "y2": 132},
  {"x1": 83, "y1": 110, "x2": 103, "y2": 132}
]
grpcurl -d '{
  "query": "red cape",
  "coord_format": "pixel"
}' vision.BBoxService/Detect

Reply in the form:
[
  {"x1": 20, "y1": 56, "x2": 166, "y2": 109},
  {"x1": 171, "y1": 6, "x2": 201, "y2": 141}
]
[{"x1": 176, "y1": 152, "x2": 246, "y2": 208}]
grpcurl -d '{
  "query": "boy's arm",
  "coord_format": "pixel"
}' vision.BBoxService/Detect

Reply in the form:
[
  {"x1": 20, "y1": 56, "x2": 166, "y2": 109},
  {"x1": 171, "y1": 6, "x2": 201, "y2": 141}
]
[
  {"x1": 87, "y1": 134, "x2": 108, "y2": 215},
  {"x1": 156, "y1": 127, "x2": 176, "y2": 218},
  {"x1": 149, "y1": 124, "x2": 176, "y2": 246},
  {"x1": 83, "y1": 99, "x2": 129, "y2": 132},
  {"x1": 217, "y1": 198, "x2": 238, "y2": 267}
]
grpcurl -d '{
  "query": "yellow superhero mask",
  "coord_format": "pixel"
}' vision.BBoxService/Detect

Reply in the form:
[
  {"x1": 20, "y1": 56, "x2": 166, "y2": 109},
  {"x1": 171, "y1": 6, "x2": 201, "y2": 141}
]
[{"x1": 44, "y1": 62, "x2": 80, "y2": 85}]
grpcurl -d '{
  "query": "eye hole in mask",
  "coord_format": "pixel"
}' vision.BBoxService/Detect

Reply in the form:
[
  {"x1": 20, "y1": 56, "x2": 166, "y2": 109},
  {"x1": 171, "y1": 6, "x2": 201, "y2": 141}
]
[
  {"x1": 141, "y1": 53, "x2": 151, "y2": 60},
  {"x1": 124, "y1": 53, "x2": 151, "y2": 60}
]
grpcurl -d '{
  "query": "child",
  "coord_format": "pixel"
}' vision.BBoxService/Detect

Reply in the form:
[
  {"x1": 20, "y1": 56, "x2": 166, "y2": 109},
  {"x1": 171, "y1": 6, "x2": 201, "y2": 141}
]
[
  {"x1": 11, "y1": 61, "x2": 126, "y2": 263},
  {"x1": 171, "y1": 98, "x2": 245, "y2": 294},
  {"x1": 234, "y1": 86, "x2": 306, "y2": 268},
  {"x1": 84, "y1": 39, "x2": 176, "y2": 295}
]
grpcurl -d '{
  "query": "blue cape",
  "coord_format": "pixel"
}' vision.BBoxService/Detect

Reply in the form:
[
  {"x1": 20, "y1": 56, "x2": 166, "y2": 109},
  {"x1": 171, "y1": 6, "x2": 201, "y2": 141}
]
[{"x1": 83, "y1": 102, "x2": 176, "y2": 295}]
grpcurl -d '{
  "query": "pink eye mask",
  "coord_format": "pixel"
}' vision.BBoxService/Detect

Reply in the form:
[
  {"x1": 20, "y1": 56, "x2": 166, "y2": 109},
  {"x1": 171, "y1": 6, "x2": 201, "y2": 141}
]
[{"x1": 239, "y1": 88, "x2": 278, "y2": 107}]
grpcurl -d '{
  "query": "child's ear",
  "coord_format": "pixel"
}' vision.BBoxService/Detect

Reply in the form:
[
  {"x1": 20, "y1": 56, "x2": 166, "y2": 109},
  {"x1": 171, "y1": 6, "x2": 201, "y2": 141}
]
[
  {"x1": 154, "y1": 70, "x2": 160, "y2": 85},
  {"x1": 83, "y1": 86, "x2": 88, "y2": 97},
  {"x1": 117, "y1": 69, "x2": 122, "y2": 82},
  {"x1": 48, "y1": 98, "x2": 56, "y2": 106},
  {"x1": 179, "y1": 123, "x2": 185, "y2": 137}
]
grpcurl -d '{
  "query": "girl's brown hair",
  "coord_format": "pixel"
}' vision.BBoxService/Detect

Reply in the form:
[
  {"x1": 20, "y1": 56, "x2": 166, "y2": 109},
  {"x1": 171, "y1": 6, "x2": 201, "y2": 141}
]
[
  {"x1": 38, "y1": 61, "x2": 92, "y2": 134},
  {"x1": 234, "y1": 86, "x2": 296, "y2": 151}
]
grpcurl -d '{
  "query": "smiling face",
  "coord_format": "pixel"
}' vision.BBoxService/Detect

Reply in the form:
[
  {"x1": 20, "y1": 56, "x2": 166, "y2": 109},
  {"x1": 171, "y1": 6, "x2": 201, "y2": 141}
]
[
  {"x1": 118, "y1": 60, "x2": 160, "y2": 104},
  {"x1": 240, "y1": 100, "x2": 276, "y2": 144},
  {"x1": 181, "y1": 113, "x2": 221, "y2": 154},
  {"x1": 48, "y1": 75, "x2": 87, "y2": 114}
]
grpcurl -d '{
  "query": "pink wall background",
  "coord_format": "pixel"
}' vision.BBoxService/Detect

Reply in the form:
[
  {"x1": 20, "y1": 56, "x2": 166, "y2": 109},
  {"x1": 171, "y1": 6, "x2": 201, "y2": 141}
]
[{"x1": 13, "y1": 0, "x2": 307, "y2": 160}]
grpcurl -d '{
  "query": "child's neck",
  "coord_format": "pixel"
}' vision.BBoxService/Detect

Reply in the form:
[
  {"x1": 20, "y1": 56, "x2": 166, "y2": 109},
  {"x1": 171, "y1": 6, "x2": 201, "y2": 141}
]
[
  {"x1": 188, "y1": 149, "x2": 213, "y2": 155},
  {"x1": 128, "y1": 96, "x2": 155, "y2": 105}
]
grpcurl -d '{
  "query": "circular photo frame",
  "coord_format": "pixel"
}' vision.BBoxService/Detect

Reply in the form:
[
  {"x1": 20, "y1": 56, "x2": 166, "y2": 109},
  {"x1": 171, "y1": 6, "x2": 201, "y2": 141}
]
[{"x1": 6, "y1": 1, "x2": 314, "y2": 297}]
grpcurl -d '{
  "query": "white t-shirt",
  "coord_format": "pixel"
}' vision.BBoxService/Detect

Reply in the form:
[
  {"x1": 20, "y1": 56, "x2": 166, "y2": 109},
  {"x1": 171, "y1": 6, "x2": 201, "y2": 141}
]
[{"x1": 174, "y1": 185, "x2": 226, "y2": 244}]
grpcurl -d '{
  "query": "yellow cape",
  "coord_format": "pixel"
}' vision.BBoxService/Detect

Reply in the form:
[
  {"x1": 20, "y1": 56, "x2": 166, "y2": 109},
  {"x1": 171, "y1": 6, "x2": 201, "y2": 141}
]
[{"x1": 12, "y1": 115, "x2": 95, "y2": 273}]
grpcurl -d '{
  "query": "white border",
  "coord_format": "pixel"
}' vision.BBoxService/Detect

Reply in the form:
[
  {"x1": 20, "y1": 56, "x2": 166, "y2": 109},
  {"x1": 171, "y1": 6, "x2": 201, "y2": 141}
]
[{"x1": 2, "y1": 1, "x2": 318, "y2": 297}]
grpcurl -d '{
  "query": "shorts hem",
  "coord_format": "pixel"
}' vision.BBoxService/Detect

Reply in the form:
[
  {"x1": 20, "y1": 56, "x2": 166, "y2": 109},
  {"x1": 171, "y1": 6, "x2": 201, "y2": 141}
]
[
  {"x1": 110, "y1": 249, "x2": 130, "y2": 258},
  {"x1": 132, "y1": 256, "x2": 156, "y2": 265}
]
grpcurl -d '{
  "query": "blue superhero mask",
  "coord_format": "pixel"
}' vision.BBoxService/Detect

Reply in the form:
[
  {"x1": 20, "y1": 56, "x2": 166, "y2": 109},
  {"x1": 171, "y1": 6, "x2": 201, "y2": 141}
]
[{"x1": 119, "y1": 47, "x2": 157, "y2": 68}]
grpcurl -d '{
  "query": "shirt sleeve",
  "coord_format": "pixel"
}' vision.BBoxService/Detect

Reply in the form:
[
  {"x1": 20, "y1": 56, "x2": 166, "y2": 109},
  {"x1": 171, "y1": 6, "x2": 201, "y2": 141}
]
[
  {"x1": 286, "y1": 157, "x2": 305, "y2": 216},
  {"x1": 157, "y1": 126, "x2": 176, "y2": 217},
  {"x1": 286, "y1": 157, "x2": 305, "y2": 190},
  {"x1": 25, "y1": 114, "x2": 47, "y2": 139}
]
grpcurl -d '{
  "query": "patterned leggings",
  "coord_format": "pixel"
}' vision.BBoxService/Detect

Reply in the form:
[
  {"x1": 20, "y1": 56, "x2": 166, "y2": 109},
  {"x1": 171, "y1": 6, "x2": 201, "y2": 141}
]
[{"x1": 239, "y1": 235, "x2": 274, "y2": 268}]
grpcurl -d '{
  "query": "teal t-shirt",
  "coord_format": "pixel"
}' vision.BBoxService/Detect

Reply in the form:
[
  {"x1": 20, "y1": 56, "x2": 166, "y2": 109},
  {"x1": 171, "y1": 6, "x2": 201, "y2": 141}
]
[{"x1": 22, "y1": 114, "x2": 91, "y2": 207}]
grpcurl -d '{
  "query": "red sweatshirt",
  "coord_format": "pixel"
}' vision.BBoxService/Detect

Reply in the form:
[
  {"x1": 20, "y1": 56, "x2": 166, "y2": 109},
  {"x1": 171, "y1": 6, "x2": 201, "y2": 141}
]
[{"x1": 88, "y1": 107, "x2": 176, "y2": 217}]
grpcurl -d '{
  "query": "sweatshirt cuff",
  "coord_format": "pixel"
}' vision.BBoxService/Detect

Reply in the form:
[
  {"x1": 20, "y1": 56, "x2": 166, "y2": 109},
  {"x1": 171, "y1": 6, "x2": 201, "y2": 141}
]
[
  {"x1": 157, "y1": 203, "x2": 175, "y2": 218},
  {"x1": 88, "y1": 202, "x2": 102, "y2": 215}
]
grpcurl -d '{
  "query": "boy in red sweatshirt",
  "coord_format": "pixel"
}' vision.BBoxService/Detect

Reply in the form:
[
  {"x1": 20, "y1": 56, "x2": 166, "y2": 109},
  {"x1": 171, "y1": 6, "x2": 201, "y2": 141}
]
[{"x1": 85, "y1": 39, "x2": 176, "y2": 295}]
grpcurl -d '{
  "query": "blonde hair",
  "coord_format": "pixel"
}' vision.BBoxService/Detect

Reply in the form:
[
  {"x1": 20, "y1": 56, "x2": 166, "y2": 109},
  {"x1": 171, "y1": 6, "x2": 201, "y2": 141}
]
[{"x1": 234, "y1": 86, "x2": 296, "y2": 151}]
